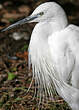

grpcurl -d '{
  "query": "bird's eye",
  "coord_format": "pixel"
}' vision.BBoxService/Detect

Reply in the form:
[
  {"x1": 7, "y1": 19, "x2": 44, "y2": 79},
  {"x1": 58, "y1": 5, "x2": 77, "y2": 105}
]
[{"x1": 39, "y1": 12, "x2": 44, "y2": 16}]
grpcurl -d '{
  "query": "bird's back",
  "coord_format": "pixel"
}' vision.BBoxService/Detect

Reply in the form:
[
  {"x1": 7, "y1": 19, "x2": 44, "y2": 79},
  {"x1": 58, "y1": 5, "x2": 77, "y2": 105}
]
[{"x1": 48, "y1": 24, "x2": 79, "y2": 110}]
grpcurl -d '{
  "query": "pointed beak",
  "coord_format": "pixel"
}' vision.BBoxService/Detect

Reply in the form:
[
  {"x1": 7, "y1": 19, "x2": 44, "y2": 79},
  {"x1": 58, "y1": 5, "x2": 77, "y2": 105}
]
[{"x1": 1, "y1": 14, "x2": 39, "y2": 32}]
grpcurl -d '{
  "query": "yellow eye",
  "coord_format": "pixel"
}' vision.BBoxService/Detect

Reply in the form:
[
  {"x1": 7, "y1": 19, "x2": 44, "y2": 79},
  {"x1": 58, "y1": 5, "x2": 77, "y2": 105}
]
[{"x1": 40, "y1": 12, "x2": 44, "y2": 16}]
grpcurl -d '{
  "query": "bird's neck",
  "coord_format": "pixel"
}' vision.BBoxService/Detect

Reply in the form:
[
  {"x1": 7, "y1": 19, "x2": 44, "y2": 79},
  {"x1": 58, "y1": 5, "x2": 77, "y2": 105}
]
[
  {"x1": 37, "y1": 16, "x2": 68, "y2": 35},
  {"x1": 50, "y1": 16, "x2": 68, "y2": 32}
]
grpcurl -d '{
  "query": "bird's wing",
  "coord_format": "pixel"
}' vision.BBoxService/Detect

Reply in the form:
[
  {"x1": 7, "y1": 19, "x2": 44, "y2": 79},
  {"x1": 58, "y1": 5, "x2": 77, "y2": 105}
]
[
  {"x1": 48, "y1": 24, "x2": 78, "y2": 83},
  {"x1": 48, "y1": 24, "x2": 79, "y2": 107}
]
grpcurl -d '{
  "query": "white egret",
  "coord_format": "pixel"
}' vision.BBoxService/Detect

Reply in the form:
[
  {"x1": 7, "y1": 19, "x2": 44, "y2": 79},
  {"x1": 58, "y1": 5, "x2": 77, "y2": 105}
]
[{"x1": 1, "y1": 2, "x2": 79, "y2": 110}]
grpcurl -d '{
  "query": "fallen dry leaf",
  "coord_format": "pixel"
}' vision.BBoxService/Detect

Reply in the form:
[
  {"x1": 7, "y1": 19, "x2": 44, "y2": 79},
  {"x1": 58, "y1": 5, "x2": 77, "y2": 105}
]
[
  {"x1": 16, "y1": 51, "x2": 28, "y2": 62},
  {"x1": 3, "y1": 1, "x2": 12, "y2": 6},
  {"x1": 18, "y1": 5, "x2": 31, "y2": 15},
  {"x1": 1, "y1": 18, "x2": 9, "y2": 24},
  {"x1": 3, "y1": 13, "x2": 24, "y2": 19}
]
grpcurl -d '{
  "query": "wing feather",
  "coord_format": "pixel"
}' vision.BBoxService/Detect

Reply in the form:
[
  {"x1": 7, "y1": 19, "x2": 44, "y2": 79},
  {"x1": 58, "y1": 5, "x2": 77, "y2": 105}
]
[{"x1": 48, "y1": 24, "x2": 79, "y2": 110}]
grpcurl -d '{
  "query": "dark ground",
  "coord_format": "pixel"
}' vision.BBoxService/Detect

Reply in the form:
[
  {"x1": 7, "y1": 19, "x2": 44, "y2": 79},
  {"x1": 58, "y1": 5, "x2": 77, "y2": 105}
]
[{"x1": 0, "y1": 0, "x2": 79, "y2": 110}]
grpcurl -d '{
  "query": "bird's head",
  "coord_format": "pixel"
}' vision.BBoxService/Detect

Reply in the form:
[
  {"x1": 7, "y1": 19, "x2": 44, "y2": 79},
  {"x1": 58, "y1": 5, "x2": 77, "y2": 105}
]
[{"x1": 1, "y1": 2, "x2": 67, "y2": 32}]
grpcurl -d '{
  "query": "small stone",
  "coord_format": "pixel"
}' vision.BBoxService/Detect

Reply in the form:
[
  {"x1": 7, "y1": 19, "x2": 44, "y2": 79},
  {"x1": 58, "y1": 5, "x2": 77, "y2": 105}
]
[
  {"x1": 11, "y1": 32, "x2": 29, "y2": 41},
  {"x1": 11, "y1": 32, "x2": 23, "y2": 40}
]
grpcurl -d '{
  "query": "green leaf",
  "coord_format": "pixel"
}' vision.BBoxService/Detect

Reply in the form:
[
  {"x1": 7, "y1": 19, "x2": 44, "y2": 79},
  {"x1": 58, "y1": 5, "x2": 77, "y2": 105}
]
[
  {"x1": 13, "y1": 87, "x2": 27, "y2": 92},
  {"x1": 7, "y1": 72, "x2": 16, "y2": 80},
  {"x1": 11, "y1": 67, "x2": 17, "y2": 72},
  {"x1": 14, "y1": 97, "x2": 22, "y2": 102},
  {"x1": 21, "y1": 44, "x2": 28, "y2": 51},
  {"x1": 8, "y1": 18, "x2": 15, "y2": 23}
]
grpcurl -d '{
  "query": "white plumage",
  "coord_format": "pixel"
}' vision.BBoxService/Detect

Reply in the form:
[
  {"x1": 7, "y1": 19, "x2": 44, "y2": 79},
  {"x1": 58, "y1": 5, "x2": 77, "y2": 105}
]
[
  {"x1": 29, "y1": 3, "x2": 79, "y2": 110},
  {"x1": 2, "y1": 2, "x2": 79, "y2": 110}
]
